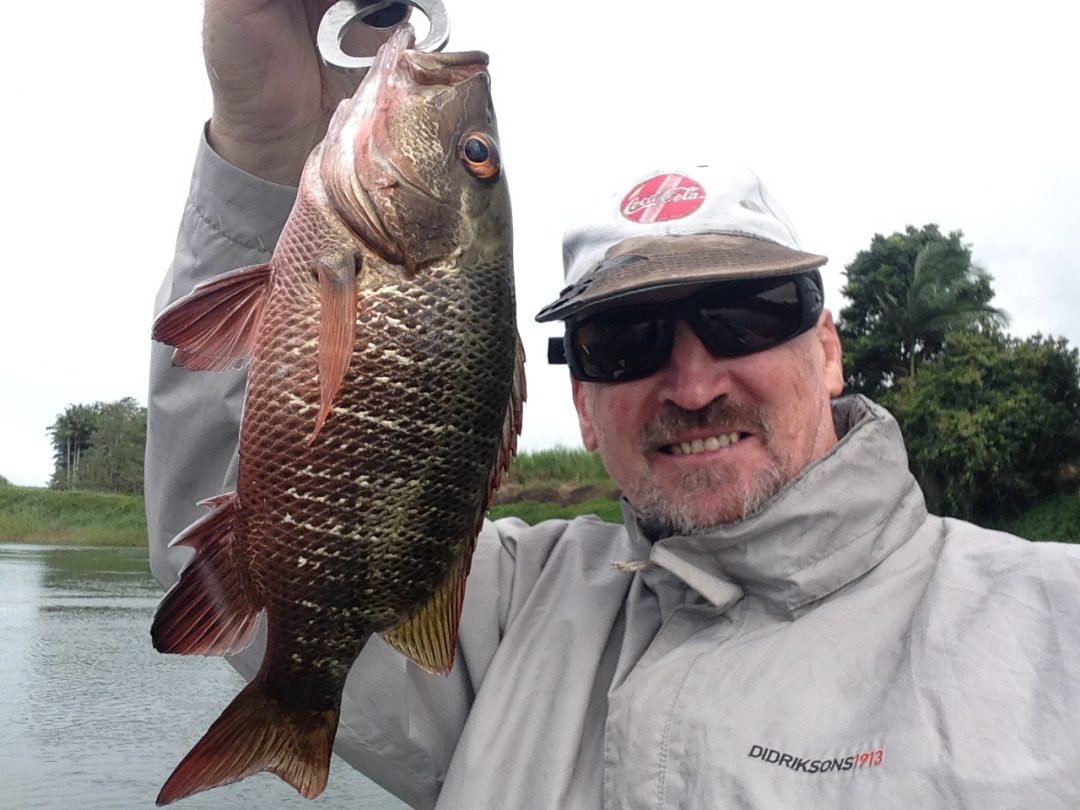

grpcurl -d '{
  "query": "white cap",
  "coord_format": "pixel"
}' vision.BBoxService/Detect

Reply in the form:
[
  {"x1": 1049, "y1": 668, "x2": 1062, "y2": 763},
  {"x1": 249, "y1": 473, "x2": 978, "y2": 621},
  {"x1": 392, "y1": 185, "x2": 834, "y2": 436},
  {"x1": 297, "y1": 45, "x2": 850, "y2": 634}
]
[{"x1": 535, "y1": 164, "x2": 827, "y2": 323}]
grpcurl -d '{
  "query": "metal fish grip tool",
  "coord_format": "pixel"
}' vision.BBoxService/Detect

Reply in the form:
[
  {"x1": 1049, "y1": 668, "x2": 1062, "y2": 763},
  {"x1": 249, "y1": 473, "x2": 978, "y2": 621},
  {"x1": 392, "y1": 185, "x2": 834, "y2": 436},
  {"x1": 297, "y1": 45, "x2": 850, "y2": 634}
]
[{"x1": 318, "y1": 0, "x2": 451, "y2": 72}]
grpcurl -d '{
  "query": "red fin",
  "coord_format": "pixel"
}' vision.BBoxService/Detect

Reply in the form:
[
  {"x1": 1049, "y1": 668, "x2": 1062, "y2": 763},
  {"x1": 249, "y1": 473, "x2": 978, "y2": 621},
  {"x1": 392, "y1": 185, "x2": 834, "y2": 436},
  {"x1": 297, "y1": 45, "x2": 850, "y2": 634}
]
[
  {"x1": 156, "y1": 678, "x2": 338, "y2": 805},
  {"x1": 487, "y1": 335, "x2": 527, "y2": 501},
  {"x1": 153, "y1": 263, "x2": 272, "y2": 371},
  {"x1": 151, "y1": 493, "x2": 261, "y2": 656},
  {"x1": 310, "y1": 255, "x2": 359, "y2": 442}
]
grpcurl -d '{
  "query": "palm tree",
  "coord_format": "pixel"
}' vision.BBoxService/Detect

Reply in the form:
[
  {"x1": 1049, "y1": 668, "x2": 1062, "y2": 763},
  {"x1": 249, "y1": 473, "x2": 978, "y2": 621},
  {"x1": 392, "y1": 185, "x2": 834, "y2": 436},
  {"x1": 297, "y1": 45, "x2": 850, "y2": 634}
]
[
  {"x1": 896, "y1": 239, "x2": 1009, "y2": 382},
  {"x1": 839, "y1": 225, "x2": 1009, "y2": 397}
]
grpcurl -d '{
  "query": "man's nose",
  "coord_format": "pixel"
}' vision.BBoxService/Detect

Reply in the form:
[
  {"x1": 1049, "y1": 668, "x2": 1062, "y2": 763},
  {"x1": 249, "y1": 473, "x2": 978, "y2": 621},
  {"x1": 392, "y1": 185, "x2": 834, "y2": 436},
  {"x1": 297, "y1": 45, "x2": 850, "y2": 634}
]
[{"x1": 656, "y1": 321, "x2": 731, "y2": 410}]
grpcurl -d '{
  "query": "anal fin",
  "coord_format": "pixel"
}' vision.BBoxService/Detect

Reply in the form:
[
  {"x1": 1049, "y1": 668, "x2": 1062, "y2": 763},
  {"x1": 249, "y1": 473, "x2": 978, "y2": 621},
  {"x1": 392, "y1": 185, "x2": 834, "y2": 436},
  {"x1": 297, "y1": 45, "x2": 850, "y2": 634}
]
[
  {"x1": 379, "y1": 548, "x2": 471, "y2": 675},
  {"x1": 380, "y1": 336, "x2": 526, "y2": 674},
  {"x1": 487, "y1": 334, "x2": 527, "y2": 501},
  {"x1": 151, "y1": 493, "x2": 261, "y2": 656}
]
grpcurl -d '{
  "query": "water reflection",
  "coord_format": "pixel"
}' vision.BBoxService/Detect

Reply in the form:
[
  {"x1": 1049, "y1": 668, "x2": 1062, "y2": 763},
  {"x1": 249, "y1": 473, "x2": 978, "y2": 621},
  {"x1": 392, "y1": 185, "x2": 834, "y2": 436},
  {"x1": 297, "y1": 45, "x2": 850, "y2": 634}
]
[{"x1": 0, "y1": 544, "x2": 407, "y2": 809}]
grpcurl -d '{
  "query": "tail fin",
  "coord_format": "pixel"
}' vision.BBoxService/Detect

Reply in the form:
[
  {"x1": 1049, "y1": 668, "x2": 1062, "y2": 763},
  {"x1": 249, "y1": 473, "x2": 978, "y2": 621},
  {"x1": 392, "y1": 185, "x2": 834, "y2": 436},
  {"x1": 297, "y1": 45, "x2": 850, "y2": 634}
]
[{"x1": 156, "y1": 678, "x2": 339, "y2": 805}]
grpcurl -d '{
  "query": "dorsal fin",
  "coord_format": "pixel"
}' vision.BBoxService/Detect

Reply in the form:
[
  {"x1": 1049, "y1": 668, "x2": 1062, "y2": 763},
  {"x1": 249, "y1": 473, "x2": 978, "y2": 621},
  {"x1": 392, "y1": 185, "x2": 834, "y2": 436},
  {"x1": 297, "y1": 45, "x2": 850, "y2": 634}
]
[
  {"x1": 151, "y1": 493, "x2": 261, "y2": 656},
  {"x1": 153, "y1": 263, "x2": 272, "y2": 371}
]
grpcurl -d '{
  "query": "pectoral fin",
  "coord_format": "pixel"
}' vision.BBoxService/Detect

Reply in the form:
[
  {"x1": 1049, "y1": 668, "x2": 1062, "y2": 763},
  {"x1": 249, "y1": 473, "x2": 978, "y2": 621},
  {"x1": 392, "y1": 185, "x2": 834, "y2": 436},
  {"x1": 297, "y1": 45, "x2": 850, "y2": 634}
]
[
  {"x1": 153, "y1": 263, "x2": 272, "y2": 371},
  {"x1": 310, "y1": 253, "x2": 360, "y2": 442}
]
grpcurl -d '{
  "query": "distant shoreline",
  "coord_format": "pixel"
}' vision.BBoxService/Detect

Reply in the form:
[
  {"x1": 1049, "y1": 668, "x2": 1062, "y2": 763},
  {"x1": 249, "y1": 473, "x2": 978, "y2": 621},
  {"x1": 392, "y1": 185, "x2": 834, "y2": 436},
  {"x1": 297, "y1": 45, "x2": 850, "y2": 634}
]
[
  {"x1": 0, "y1": 485, "x2": 147, "y2": 547},
  {"x1": 3, "y1": 479, "x2": 1076, "y2": 546},
  {"x1": 0, "y1": 477, "x2": 623, "y2": 547}
]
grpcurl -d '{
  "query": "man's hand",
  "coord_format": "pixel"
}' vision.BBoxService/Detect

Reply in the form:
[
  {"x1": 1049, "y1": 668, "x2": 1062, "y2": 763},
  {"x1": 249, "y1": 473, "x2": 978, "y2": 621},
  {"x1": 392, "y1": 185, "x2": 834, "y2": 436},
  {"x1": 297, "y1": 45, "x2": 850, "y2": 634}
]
[{"x1": 203, "y1": 0, "x2": 398, "y2": 185}]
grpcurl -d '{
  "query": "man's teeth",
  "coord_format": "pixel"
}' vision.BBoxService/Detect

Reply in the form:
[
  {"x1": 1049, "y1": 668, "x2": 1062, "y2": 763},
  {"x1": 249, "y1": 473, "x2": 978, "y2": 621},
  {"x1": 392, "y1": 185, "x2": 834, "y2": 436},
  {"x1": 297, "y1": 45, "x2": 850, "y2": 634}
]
[{"x1": 669, "y1": 433, "x2": 742, "y2": 455}]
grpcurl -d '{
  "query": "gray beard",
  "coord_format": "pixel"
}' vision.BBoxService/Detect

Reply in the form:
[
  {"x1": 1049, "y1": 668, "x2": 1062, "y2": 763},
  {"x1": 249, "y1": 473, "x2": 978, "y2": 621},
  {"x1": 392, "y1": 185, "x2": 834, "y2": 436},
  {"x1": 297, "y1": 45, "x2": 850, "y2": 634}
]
[
  {"x1": 635, "y1": 464, "x2": 787, "y2": 539},
  {"x1": 632, "y1": 397, "x2": 790, "y2": 538}
]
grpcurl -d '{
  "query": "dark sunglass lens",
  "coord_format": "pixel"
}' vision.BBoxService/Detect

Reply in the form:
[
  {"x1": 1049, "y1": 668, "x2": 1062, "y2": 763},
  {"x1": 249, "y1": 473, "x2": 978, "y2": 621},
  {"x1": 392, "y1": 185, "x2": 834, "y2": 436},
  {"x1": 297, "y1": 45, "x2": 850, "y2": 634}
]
[
  {"x1": 696, "y1": 280, "x2": 803, "y2": 354},
  {"x1": 572, "y1": 315, "x2": 670, "y2": 381}
]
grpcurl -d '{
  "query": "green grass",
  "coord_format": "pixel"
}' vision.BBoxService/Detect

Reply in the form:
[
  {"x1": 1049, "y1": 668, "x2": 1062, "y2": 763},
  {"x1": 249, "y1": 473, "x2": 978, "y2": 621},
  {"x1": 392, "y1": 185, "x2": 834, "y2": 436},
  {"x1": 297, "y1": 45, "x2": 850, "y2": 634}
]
[
  {"x1": 495, "y1": 448, "x2": 622, "y2": 525},
  {"x1": 489, "y1": 497, "x2": 623, "y2": 524},
  {"x1": 505, "y1": 447, "x2": 614, "y2": 486},
  {"x1": 5, "y1": 457, "x2": 1076, "y2": 542},
  {"x1": 0, "y1": 449, "x2": 617, "y2": 545},
  {"x1": 0, "y1": 485, "x2": 147, "y2": 546}
]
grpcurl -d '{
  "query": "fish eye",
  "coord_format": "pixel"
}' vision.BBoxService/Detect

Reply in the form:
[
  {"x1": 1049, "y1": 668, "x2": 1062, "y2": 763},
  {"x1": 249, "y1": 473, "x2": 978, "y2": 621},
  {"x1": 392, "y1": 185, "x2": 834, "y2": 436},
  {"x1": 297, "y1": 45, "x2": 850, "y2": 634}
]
[{"x1": 460, "y1": 132, "x2": 500, "y2": 181}]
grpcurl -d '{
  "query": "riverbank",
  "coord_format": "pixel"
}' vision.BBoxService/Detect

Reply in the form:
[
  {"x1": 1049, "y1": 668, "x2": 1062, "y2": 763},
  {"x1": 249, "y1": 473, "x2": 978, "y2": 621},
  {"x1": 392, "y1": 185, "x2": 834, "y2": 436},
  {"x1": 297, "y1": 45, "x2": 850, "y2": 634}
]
[
  {"x1": 7, "y1": 453, "x2": 1080, "y2": 546},
  {"x1": 4, "y1": 478, "x2": 1079, "y2": 546},
  {"x1": 0, "y1": 485, "x2": 148, "y2": 546},
  {"x1": 0, "y1": 449, "x2": 624, "y2": 546}
]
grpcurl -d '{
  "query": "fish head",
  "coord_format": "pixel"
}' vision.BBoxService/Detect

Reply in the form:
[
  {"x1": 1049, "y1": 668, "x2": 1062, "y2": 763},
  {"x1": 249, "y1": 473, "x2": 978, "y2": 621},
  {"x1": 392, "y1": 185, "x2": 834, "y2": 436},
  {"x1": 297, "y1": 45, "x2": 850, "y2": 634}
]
[{"x1": 319, "y1": 26, "x2": 511, "y2": 273}]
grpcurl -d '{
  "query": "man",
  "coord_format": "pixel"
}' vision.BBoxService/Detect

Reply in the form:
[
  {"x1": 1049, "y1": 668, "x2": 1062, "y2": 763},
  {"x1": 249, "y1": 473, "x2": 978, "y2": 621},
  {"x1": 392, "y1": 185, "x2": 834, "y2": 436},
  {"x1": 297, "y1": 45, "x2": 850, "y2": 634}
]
[
  {"x1": 148, "y1": 3, "x2": 1080, "y2": 808},
  {"x1": 538, "y1": 167, "x2": 845, "y2": 536}
]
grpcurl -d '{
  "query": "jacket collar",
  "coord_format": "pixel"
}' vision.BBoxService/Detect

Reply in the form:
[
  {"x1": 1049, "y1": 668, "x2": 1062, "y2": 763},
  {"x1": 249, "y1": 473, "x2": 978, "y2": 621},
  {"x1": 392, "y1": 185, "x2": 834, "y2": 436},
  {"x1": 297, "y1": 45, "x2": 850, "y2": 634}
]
[{"x1": 622, "y1": 396, "x2": 928, "y2": 616}]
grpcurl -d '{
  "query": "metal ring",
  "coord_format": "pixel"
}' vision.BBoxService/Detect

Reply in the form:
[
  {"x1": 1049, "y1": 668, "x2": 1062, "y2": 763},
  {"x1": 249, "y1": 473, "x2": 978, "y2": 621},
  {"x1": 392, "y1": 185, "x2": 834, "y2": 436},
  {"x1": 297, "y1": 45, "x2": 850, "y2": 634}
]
[{"x1": 317, "y1": 0, "x2": 451, "y2": 73}]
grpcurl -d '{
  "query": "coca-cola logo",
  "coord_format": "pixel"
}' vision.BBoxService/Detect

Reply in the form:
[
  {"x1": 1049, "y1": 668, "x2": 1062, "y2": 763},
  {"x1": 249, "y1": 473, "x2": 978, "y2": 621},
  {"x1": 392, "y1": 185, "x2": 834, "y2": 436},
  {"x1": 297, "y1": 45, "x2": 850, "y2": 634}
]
[{"x1": 620, "y1": 173, "x2": 706, "y2": 224}]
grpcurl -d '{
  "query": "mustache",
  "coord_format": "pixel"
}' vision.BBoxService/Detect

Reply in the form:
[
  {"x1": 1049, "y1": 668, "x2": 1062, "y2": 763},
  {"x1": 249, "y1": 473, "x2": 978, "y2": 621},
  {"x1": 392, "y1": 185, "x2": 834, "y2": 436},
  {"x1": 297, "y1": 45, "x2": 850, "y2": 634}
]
[{"x1": 639, "y1": 397, "x2": 771, "y2": 450}]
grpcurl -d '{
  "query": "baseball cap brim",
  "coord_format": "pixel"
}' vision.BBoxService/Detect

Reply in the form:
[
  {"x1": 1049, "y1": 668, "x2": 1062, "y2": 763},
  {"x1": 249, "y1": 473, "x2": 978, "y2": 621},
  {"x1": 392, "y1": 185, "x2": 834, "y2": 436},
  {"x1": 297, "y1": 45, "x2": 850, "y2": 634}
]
[{"x1": 535, "y1": 233, "x2": 828, "y2": 323}]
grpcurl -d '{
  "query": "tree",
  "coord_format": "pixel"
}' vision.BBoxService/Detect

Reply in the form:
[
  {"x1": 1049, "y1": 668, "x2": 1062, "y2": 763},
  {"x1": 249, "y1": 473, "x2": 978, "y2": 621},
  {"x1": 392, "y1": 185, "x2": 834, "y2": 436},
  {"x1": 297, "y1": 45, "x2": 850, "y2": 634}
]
[
  {"x1": 884, "y1": 330, "x2": 1080, "y2": 523},
  {"x1": 78, "y1": 398, "x2": 147, "y2": 495},
  {"x1": 838, "y1": 225, "x2": 1007, "y2": 399},
  {"x1": 47, "y1": 398, "x2": 147, "y2": 494},
  {"x1": 47, "y1": 403, "x2": 103, "y2": 489}
]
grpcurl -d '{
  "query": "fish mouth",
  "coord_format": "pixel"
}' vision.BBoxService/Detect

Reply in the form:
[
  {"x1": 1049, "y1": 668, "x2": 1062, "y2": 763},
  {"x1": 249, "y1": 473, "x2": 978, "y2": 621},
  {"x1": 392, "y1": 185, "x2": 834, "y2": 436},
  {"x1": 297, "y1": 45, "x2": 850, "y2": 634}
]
[{"x1": 402, "y1": 49, "x2": 489, "y2": 85}]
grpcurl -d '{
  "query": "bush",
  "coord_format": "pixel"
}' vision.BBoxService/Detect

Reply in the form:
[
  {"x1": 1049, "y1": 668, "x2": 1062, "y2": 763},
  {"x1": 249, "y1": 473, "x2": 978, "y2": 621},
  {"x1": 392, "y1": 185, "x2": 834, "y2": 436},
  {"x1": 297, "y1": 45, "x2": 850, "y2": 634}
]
[
  {"x1": 885, "y1": 331, "x2": 1080, "y2": 523},
  {"x1": 997, "y1": 495, "x2": 1080, "y2": 543}
]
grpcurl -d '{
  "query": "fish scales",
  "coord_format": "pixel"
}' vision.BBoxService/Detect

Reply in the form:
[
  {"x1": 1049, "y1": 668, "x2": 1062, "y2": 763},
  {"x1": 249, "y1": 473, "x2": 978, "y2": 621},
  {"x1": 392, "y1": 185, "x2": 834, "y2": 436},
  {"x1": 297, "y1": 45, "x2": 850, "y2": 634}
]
[
  {"x1": 150, "y1": 27, "x2": 521, "y2": 805},
  {"x1": 242, "y1": 257, "x2": 515, "y2": 635}
]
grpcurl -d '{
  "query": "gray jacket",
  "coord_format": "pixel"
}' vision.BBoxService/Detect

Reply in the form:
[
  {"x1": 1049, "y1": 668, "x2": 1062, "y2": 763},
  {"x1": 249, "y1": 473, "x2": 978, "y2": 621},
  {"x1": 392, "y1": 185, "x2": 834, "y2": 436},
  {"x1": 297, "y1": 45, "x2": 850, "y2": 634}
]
[{"x1": 147, "y1": 133, "x2": 1080, "y2": 810}]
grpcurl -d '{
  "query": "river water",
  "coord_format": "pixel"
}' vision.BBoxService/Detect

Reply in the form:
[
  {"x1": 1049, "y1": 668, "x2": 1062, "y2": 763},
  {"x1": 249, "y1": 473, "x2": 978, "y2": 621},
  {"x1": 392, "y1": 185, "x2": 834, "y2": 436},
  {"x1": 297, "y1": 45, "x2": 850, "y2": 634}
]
[{"x1": 0, "y1": 543, "x2": 410, "y2": 809}]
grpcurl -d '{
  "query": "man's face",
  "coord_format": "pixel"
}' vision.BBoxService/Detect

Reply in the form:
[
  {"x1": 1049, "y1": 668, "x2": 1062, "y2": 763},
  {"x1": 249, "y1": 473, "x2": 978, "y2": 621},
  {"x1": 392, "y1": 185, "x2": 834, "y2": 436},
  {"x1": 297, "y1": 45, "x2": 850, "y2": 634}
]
[{"x1": 572, "y1": 307, "x2": 845, "y2": 534}]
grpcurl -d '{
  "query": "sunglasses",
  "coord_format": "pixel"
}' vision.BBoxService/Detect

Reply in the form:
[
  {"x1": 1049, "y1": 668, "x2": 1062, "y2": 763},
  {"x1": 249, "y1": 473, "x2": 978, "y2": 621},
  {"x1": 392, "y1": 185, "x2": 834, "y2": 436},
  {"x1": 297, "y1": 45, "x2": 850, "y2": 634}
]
[{"x1": 548, "y1": 272, "x2": 824, "y2": 383}]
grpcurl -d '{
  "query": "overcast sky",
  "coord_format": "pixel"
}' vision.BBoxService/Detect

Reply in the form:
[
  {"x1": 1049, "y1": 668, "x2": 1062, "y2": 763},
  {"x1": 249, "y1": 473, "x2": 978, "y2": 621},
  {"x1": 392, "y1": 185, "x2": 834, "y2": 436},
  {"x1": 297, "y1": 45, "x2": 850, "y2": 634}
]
[{"x1": 3, "y1": 0, "x2": 1077, "y2": 487}]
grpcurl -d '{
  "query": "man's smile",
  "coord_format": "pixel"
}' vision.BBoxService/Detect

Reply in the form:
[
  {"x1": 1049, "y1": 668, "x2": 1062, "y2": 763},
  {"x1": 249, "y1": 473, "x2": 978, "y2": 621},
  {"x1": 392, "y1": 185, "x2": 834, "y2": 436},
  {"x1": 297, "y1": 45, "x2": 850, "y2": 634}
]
[{"x1": 659, "y1": 431, "x2": 751, "y2": 456}]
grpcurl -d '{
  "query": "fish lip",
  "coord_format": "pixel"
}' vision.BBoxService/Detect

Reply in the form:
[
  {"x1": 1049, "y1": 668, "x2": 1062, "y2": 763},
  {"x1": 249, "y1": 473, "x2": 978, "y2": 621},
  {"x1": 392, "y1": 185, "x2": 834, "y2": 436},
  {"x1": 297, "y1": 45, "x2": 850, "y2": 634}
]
[{"x1": 402, "y1": 49, "x2": 490, "y2": 86}]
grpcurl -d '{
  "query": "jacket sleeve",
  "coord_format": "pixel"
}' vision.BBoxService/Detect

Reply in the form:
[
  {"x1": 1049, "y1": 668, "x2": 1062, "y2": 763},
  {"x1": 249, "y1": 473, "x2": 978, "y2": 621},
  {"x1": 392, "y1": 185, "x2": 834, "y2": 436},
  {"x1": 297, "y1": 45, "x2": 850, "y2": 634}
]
[
  {"x1": 145, "y1": 127, "x2": 296, "y2": 588},
  {"x1": 144, "y1": 130, "x2": 565, "y2": 809}
]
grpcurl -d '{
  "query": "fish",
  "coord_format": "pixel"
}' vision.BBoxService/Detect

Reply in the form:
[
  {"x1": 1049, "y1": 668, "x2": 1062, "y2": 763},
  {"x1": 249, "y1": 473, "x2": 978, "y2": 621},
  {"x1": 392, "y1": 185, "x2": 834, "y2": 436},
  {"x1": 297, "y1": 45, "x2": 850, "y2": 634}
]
[{"x1": 149, "y1": 26, "x2": 523, "y2": 805}]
